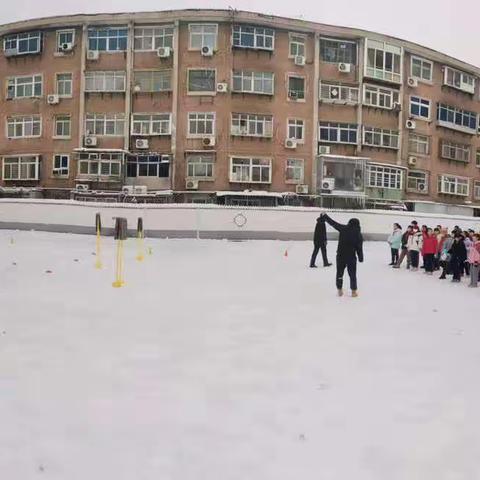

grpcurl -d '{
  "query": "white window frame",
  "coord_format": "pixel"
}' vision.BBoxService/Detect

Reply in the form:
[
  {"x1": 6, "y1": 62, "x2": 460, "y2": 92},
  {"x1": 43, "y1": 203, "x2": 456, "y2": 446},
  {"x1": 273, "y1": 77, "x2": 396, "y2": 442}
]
[
  {"x1": 85, "y1": 113, "x2": 125, "y2": 136},
  {"x1": 230, "y1": 156, "x2": 272, "y2": 184},
  {"x1": 285, "y1": 158, "x2": 304, "y2": 183},
  {"x1": 85, "y1": 71, "x2": 126, "y2": 93},
  {"x1": 407, "y1": 170, "x2": 429, "y2": 193},
  {"x1": 134, "y1": 25, "x2": 174, "y2": 52},
  {"x1": 186, "y1": 153, "x2": 215, "y2": 179},
  {"x1": 188, "y1": 112, "x2": 215, "y2": 138},
  {"x1": 232, "y1": 70, "x2": 274, "y2": 95},
  {"x1": 408, "y1": 132, "x2": 430, "y2": 156},
  {"x1": 55, "y1": 72, "x2": 73, "y2": 97},
  {"x1": 187, "y1": 68, "x2": 216, "y2": 95},
  {"x1": 363, "y1": 127, "x2": 399, "y2": 149},
  {"x1": 365, "y1": 38, "x2": 402, "y2": 84},
  {"x1": 319, "y1": 37, "x2": 357, "y2": 64},
  {"x1": 476, "y1": 149, "x2": 480, "y2": 168},
  {"x1": 288, "y1": 33, "x2": 306, "y2": 58},
  {"x1": 441, "y1": 140, "x2": 470, "y2": 163},
  {"x1": 52, "y1": 154, "x2": 69, "y2": 177},
  {"x1": 2, "y1": 155, "x2": 40, "y2": 180},
  {"x1": 319, "y1": 82, "x2": 359, "y2": 104},
  {"x1": 232, "y1": 25, "x2": 275, "y2": 51},
  {"x1": 367, "y1": 164, "x2": 403, "y2": 190},
  {"x1": 443, "y1": 66, "x2": 475, "y2": 94},
  {"x1": 319, "y1": 122, "x2": 358, "y2": 144},
  {"x1": 77, "y1": 152, "x2": 123, "y2": 177},
  {"x1": 438, "y1": 175, "x2": 469, "y2": 196},
  {"x1": 437, "y1": 103, "x2": 477, "y2": 134},
  {"x1": 87, "y1": 27, "x2": 128, "y2": 52},
  {"x1": 363, "y1": 84, "x2": 400, "y2": 109},
  {"x1": 131, "y1": 113, "x2": 172, "y2": 136},
  {"x1": 188, "y1": 24, "x2": 218, "y2": 51},
  {"x1": 409, "y1": 95, "x2": 431, "y2": 121},
  {"x1": 4, "y1": 31, "x2": 42, "y2": 55},
  {"x1": 287, "y1": 118, "x2": 305, "y2": 142},
  {"x1": 287, "y1": 74, "x2": 305, "y2": 101},
  {"x1": 231, "y1": 113, "x2": 273, "y2": 138},
  {"x1": 6, "y1": 74, "x2": 43, "y2": 99},
  {"x1": 6, "y1": 115, "x2": 42, "y2": 139},
  {"x1": 56, "y1": 29, "x2": 75, "y2": 52},
  {"x1": 53, "y1": 115, "x2": 71, "y2": 139},
  {"x1": 410, "y1": 56, "x2": 433, "y2": 83},
  {"x1": 133, "y1": 70, "x2": 172, "y2": 93},
  {"x1": 474, "y1": 181, "x2": 480, "y2": 200}
]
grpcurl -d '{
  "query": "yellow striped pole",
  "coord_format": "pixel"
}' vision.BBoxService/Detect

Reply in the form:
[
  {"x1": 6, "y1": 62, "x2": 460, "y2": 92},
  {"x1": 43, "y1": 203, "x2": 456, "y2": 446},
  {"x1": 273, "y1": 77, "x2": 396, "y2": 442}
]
[
  {"x1": 136, "y1": 217, "x2": 145, "y2": 262},
  {"x1": 112, "y1": 217, "x2": 127, "y2": 288}
]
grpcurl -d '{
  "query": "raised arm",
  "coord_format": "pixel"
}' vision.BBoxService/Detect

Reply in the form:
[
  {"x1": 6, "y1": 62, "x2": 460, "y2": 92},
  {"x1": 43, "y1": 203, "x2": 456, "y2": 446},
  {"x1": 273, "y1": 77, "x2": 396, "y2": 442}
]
[{"x1": 322, "y1": 214, "x2": 346, "y2": 232}]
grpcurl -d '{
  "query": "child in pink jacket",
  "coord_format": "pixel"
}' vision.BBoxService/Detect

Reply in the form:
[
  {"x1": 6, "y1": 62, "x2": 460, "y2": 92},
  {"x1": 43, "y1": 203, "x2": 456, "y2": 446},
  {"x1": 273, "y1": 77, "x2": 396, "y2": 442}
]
[{"x1": 467, "y1": 234, "x2": 480, "y2": 287}]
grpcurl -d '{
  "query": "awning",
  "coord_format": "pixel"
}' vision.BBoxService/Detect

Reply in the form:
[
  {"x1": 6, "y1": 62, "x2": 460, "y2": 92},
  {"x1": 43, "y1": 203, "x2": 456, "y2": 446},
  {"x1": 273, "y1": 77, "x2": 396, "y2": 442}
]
[{"x1": 216, "y1": 190, "x2": 283, "y2": 198}]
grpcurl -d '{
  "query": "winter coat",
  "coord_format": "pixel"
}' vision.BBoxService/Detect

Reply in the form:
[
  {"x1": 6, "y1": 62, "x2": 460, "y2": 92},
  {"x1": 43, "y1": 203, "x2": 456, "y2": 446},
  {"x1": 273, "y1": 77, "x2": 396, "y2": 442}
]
[
  {"x1": 464, "y1": 237, "x2": 472, "y2": 252},
  {"x1": 323, "y1": 214, "x2": 364, "y2": 262},
  {"x1": 422, "y1": 236, "x2": 438, "y2": 255},
  {"x1": 449, "y1": 240, "x2": 467, "y2": 262},
  {"x1": 467, "y1": 241, "x2": 480, "y2": 264},
  {"x1": 400, "y1": 231, "x2": 410, "y2": 249},
  {"x1": 313, "y1": 217, "x2": 327, "y2": 244},
  {"x1": 407, "y1": 232, "x2": 423, "y2": 252},
  {"x1": 387, "y1": 229, "x2": 402, "y2": 250}
]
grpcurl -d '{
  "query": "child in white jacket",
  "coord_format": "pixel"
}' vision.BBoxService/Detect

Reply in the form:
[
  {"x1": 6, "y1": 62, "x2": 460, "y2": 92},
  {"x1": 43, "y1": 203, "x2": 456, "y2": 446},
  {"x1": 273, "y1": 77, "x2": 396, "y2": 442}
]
[{"x1": 407, "y1": 228, "x2": 423, "y2": 271}]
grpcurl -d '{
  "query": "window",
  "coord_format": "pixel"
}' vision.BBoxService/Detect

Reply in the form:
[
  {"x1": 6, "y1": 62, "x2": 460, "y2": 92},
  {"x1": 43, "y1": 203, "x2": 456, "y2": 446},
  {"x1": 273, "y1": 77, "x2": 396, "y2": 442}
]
[
  {"x1": 7, "y1": 116, "x2": 41, "y2": 138},
  {"x1": 134, "y1": 26, "x2": 174, "y2": 51},
  {"x1": 231, "y1": 113, "x2": 273, "y2": 137},
  {"x1": 320, "y1": 38, "x2": 356, "y2": 64},
  {"x1": 85, "y1": 71, "x2": 125, "y2": 93},
  {"x1": 474, "y1": 181, "x2": 480, "y2": 199},
  {"x1": 77, "y1": 152, "x2": 122, "y2": 177},
  {"x1": 319, "y1": 82, "x2": 359, "y2": 103},
  {"x1": 363, "y1": 127, "x2": 399, "y2": 149},
  {"x1": 134, "y1": 70, "x2": 171, "y2": 92},
  {"x1": 232, "y1": 71, "x2": 274, "y2": 95},
  {"x1": 131, "y1": 114, "x2": 171, "y2": 135},
  {"x1": 286, "y1": 159, "x2": 304, "y2": 183},
  {"x1": 438, "y1": 175, "x2": 469, "y2": 196},
  {"x1": 287, "y1": 119, "x2": 305, "y2": 141},
  {"x1": 477, "y1": 149, "x2": 480, "y2": 167},
  {"x1": 187, "y1": 153, "x2": 215, "y2": 179},
  {"x1": 443, "y1": 66, "x2": 475, "y2": 94},
  {"x1": 407, "y1": 170, "x2": 428, "y2": 193},
  {"x1": 410, "y1": 96, "x2": 431, "y2": 120},
  {"x1": 437, "y1": 103, "x2": 477, "y2": 134},
  {"x1": 410, "y1": 56, "x2": 432, "y2": 82},
  {"x1": 408, "y1": 133, "x2": 430, "y2": 155},
  {"x1": 232, "y1": 25, "x2": 274, "y2": 51},
  {"x1": 289, "y1": 34, "x2": 305, "y2": 58},
  {"x1": 319, "y1": 122, "x2": 357, "y2": 144},
  {"x1": 189, "y1": 24, "x2": 217, "y2": 50},
  {"x1": 88, "y1": 27, "x2": 128, "y2": 52},
  {"x1": 188, "y1": 69, "x2": 216, "y2": 94},
  {"x1": 230, "y1": 157, "x2": 272, "y2": 183},
  {"x1": 2, "y1": 155, "x2": 40, "y2": 180},
  {"x1": 441, "y1": 140, "x2": 470, "y2": 163},
  {"x1": 188, "y1": 112, "x2": 215, "y2": 137},
  {"x1": 365, "y1": 39, "x2": 402, "y2": 83},
  {"x1": 56, "y1": 73, "x2": 72, "y2": 97},
  {"x1": 85, "y1": 113, "x2": 125, "y2": 136},
  {"x1": 367, "y1": 165, "x2": 402, "y2": 189},
  {"x1": 288, "y1": 75, "x2": 305, "y2": 100},
  {"x1": 4, "y1": 32, "x2": 42, "y2": 55},
  {"x1": 127, "y1": 154, "x2": 170, "y2": 178},
  {"x1": 53, "y1": 154, "x2": 69, "y2": 176},
  {"x1": 6, "y1": 75, "x2": 42, "y2": 99},
  {"x1": 54, "y1": 115, "x2": 71, "y2": 138},
  {"x1": 56, "y1": 30, "x2": 75, "y2": 52},
  {"x1": 363, "y1": 84, "x2": 399, "y2": 109}
]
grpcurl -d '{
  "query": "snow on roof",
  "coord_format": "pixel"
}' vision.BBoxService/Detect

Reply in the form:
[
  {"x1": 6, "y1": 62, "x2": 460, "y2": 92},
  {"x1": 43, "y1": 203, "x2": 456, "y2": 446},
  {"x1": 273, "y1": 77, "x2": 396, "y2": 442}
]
[{"x1": 216, "y1": 191, "x2": 284, "y2": 198}]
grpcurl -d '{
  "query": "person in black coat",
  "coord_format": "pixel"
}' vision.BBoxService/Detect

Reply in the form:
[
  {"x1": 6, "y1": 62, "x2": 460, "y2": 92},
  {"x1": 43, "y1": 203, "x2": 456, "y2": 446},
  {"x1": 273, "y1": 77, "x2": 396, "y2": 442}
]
[
  {"x1": 310, "y1": 216, "x2": 332, "y2": 268},
  {"x1": 449, "y1": 234, "x2": 467, "y2": 282},
  {"x1": 321, "y1": 213, "x2": 364, "y2": 297}
]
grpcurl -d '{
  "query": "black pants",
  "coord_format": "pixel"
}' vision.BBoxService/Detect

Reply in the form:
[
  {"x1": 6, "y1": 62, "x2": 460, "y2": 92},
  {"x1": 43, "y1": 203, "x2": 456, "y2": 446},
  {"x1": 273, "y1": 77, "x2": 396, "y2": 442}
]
[
  {"x1": 391, "y1": 248, "x2": 399, "y2": 264},
  {"x1": 336, "y1": 256, "x2": 357, "y2": 291},
  {"x1": 310, "y1": 242, "x2": 329, "y2": 267},
  {"x1": 451, "y1": 258, "x2": 463, "y2": 280},
  {"x1": 464, "y1": 262, "x2": 470, "y2": 276},
  {"x1": 424, "y1": 253, "x2": 435, "y2": 272},
  {"x1": 410, "y1": 251, "x2": 420, "y2": 268}
]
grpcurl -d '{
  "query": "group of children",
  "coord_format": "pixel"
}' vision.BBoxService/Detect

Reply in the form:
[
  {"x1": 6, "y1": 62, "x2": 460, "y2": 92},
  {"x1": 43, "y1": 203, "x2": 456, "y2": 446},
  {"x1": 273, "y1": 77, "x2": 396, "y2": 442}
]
[{"x1": 387, "y1": 221, "x2": 480, "y2": 287}]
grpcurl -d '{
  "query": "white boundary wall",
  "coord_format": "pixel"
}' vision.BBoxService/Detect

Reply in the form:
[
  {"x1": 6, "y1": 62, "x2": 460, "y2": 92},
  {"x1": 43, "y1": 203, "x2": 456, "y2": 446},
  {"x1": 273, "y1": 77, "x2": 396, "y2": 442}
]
[{"x1": 1, "y1": 199, "x2": 480, "y2": 240}]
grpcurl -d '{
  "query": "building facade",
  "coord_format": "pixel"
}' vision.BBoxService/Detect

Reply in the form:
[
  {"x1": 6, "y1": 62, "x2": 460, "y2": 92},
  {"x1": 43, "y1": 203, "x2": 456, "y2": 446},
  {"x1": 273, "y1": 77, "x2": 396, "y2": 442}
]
[{"x1": 0, "y1": 9, "x2": 480, "y2": 213}]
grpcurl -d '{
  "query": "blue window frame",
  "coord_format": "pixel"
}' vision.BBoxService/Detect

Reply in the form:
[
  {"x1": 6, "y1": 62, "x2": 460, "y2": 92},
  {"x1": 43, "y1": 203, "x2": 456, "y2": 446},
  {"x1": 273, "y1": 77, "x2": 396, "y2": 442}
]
[
  {"x1": 319, "y1": 122, "x2": 357, "y2": 144},
  {"x1": 88, "y1": 27, "x2": 128, "y2": 51}
]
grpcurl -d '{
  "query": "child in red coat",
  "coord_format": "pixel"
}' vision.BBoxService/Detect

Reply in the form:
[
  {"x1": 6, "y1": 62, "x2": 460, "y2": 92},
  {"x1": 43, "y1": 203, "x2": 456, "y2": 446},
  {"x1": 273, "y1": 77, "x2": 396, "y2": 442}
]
[{"x1": 422, "y1": 228, "x2": 438, "y2": 275}]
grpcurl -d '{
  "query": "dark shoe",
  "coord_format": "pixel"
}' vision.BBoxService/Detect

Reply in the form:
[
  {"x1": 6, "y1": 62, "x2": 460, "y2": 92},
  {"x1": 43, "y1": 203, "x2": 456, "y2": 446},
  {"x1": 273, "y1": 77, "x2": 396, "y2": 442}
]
[
  {"x1": 310, "y1": 265, "x2": 317, "y2": 268},
  {"x1": 324, "y1": 263, "x2": 332, "y2": 267},
  {"x1": 439, "y1": 276, "x2": 446, "y2": 279},
  {"x1": 392, "y1": 265, "x2": 400, "y2": 269}
]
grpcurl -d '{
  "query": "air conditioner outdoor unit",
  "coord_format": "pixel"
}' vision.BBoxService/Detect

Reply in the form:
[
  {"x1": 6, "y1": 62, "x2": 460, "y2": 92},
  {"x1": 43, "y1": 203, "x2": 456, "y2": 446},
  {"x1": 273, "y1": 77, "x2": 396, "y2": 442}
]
[
  {"x1": 84, "y1": 136, "x2": 98, "y2": 147},
  {"x1": 406, "y1": 119, "x2": 416, "y2": 130},
  {"x1": 6, "y1": 87, "x2": 15, "y2": 100},
  {"x1": 295, "y1": 184, "x2": 309, "y2": 194},
  {"x1": 4, "y1": 49, "x2": 18, "y2": 57},
  {"x1": 202, "y1": 137, "x2": 215, "y2": 147},
  {"x1": 408, "y1": 156, "x2": 418, "y2": 166},
  {"x1": 133, "y1": 84, "x2": 142, "y2": 93},
  {"x1": 157, "y1": 47, "x2": 171, "y2": 58},
  {"x1": 338, "y1": 63, "x2": 351, "y2": 73},
  {"x1": 318, "y1": 145, "x2": 331, "y2": 155},
  {"x1": 60, "y1": 42, "x2": 73, "y2": 52},
  {"x1": 186, "y1": 179, "x2": 199, "y2": 190},
  {"x1": 75, "y1": 184, "x2": 89, "y2": 192},
  {"x1": 393, "y1": 102, "x2": 402, "y2": 111},
  {"x1": 417, "y1": 182, "x2": 427, "y2": 192},
  {"x1": 134, "y1": 185, "x2": 148, "y2": 195},
  {"x1": 294, "y1": 55, "x2": 306, "y2": 66},
  {"x1": 288, "y1": 91, "x2": 299, "y2": 100},
  {"x1": 201, "y1": 45, "x2": 214, "y2": 56},
  {"x1": 87, "y1": 50, "x2": 99, "y2": 61},
  {"x1": 285, "y1": 139, "x2": 297, "y2": 149},
  {"x1": 122, "y1": 186, "x2": 134, "y2": 195},
  {"x1": 47, "y1": 94, "x2": 60, "y2": 105},
  {"x1": 135, "y1": 139, "x2": 149, "y2": 149},
  {"x1": 407, "y1": 77, "x2": 418, "y2": 88},
  {"x1": 217, "y1": 83, "x2": 228, "y2": 93},
  {"x1": 322, "y1": 178, "x2": 335, "y2": 191}
]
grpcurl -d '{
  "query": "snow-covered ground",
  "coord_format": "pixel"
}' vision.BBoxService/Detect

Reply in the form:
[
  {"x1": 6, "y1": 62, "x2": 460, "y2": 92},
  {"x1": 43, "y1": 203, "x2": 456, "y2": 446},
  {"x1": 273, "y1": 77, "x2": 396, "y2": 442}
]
[{"x1": 1, "y1": 230, "x2": 480, "y2": 480}]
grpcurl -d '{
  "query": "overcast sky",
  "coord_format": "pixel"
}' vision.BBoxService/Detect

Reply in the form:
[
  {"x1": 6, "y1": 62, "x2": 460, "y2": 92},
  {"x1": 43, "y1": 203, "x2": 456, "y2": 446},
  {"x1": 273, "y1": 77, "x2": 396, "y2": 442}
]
[{"x1": 2, "y1": 0, "x2": 478, "y2": 67}]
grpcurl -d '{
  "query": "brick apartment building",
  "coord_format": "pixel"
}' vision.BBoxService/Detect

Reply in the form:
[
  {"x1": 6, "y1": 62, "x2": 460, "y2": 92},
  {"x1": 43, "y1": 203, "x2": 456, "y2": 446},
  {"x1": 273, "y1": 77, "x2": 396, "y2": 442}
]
[{"x1": 0, "y1": 9, "x2": 479, "y2": 214}]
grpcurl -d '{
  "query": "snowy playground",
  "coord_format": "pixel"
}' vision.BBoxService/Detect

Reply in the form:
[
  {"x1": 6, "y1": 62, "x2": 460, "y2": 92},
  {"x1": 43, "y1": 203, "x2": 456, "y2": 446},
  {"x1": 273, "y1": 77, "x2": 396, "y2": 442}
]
[{"x1": 1, "y1": 229, "x2": 480, "y2": 479}]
